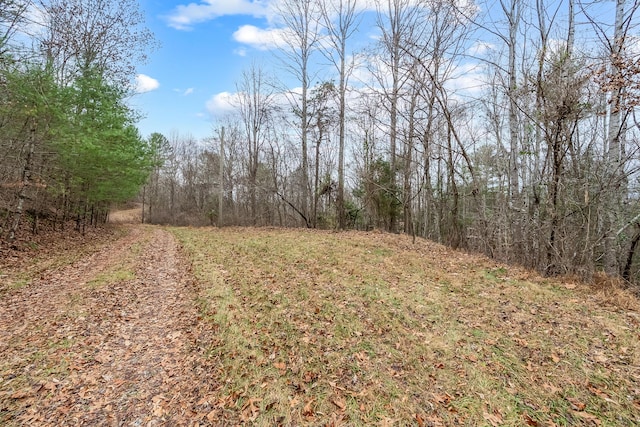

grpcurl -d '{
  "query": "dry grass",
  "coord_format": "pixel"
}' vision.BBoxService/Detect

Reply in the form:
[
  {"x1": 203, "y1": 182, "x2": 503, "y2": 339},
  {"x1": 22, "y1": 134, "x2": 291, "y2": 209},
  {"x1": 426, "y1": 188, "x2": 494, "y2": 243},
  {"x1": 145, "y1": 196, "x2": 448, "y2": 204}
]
[
  {"x1": 171, "y1": 227, "x2": 640, "y2": 426},
  {"x1": 107, "y1": 205, "x2": 142, "y2": 224}
]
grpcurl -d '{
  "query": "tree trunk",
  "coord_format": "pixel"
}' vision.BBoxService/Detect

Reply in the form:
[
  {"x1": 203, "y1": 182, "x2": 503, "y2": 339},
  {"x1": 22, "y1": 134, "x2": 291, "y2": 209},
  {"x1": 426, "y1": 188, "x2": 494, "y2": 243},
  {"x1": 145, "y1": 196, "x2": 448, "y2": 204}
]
[
  {"x1": 604, "y1": 0, "x2": 626, "y2": 276},
  {"x1": 7, "y1": 120, "x2": 36, "y2": 242}
]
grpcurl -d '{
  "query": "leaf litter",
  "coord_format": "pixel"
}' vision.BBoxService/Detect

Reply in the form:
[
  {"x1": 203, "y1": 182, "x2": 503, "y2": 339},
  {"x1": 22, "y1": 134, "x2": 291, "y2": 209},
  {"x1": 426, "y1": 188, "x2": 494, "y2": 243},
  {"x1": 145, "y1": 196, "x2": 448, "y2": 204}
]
[
  {"x1": 1, "y1": 224, "x2": 639, "y2": 426},
  {"x1": 0, "y1": 226, "x2": 219, "y2": 425}
]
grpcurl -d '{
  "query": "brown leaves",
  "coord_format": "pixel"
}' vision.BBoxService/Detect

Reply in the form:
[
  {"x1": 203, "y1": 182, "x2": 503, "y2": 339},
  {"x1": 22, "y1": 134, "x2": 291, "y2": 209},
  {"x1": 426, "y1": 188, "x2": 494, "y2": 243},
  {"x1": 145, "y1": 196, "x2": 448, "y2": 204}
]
[
  {"x1": 483, "y1": 408, "x2": 503, "y2": 426},
  {"x1": 302, "y1": 398, "x2": 315, "y2": 417},
  {"x1": 273, "y1": 361, "x2": 287, "y2": 372},
  {"x1": 4, "y1": 225, "x2": 639, "y2": 426},
  {"x1": 240, "y1": 397, "x2": 262, "y2": 422},
  {"x1": 572, "y1": 411, "x2": 601, "y2": 425},
  {"x1": 331, "y1": 395, "x2": 347, "y2": 411},
  {"x1": 522, "y1": 413, "x2": 539, "y2": 426},
  {"x1": 0, "y1": 228, "x2": 224, "y2": 426},
  {"x1": 566, "y1": 397, "x2": 586, "y2": 411}
]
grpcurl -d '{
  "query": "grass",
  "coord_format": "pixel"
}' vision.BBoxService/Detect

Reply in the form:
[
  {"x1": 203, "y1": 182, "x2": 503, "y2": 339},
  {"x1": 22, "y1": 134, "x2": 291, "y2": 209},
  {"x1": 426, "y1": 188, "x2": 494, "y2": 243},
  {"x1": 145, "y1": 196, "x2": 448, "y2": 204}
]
[
  {"x1": 0, "y1": 227, "x2": 146, "y2": 412},
  {"x1": 0, "y1": 226, "x2": 128, "y2": 295},
  {"x1": 171, "y1": 226, "x2": 640, "y2": 426}
]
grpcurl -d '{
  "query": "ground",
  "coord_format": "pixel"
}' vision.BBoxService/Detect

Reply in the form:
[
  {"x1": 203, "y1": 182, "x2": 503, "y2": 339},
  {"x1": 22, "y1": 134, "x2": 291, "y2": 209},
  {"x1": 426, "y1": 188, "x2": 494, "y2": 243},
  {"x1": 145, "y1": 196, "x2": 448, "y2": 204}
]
[
  {"x1": 1, "y1": 212, "x2": 639, "y2": 426},
  {"x1": 0, "y1": 224, "x2": 219, "y2": 425}
]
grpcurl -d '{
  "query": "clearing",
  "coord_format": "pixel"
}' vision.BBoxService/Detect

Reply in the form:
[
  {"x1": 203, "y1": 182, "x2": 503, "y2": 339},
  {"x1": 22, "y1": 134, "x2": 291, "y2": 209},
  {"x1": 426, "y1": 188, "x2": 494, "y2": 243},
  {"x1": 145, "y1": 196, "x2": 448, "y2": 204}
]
[{"x1": 1, "y1": 222, "x2": 639, "y2": 426}]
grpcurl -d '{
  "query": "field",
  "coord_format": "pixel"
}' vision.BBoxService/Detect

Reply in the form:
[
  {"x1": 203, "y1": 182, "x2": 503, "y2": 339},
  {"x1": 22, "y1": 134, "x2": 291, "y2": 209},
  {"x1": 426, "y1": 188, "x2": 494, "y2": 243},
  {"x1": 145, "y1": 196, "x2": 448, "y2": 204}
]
[
  {"x1": 172, "y1": 227, "x2": 640, "y2": 426},
  {"x1": 1, "y1": 224, "x2": 639, "y2": 426}
]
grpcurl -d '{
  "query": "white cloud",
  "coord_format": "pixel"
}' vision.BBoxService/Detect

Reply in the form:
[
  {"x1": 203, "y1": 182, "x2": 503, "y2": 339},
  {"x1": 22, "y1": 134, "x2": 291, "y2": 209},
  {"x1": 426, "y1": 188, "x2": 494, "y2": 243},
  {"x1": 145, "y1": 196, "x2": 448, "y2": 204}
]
[
  {"x1": 468, "y1": 41, "x2": 494, "y2": 57},
  {"x1": 184, "y1": 88, "x2": 195, "y2": 96},
  {"x1": 165, "y1": 0, "x2": 270, "y2": 30},
  {"x1": 232, "y1": 24, "x2": 289, "y2": 50},
  {"x1": 206, "y1": 91, "x2": 239, "y2": 116},
  {"x1": 135, "y1": 74, "x2": 160, "y2": 93},
  {"x1": 205, "y1": 87, "x2": 303, "y2": 118},
  {"x1": 445, "y1": 62, "x2": 487, "y2": 96}
]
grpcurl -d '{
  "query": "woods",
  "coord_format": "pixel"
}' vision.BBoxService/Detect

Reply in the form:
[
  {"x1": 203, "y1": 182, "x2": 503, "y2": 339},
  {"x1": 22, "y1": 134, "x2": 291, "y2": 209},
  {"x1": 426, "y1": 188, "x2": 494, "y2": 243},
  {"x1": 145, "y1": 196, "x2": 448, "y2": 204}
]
[
  {"x1": 3, "y1": 0, "x2": 640, "y2": 286},
  {"x1": 0, "y1": 0, "x2": 155, "y2": 239},
  {"x1": 137, "y1": 0, "x2": 640, "y2": 286}
]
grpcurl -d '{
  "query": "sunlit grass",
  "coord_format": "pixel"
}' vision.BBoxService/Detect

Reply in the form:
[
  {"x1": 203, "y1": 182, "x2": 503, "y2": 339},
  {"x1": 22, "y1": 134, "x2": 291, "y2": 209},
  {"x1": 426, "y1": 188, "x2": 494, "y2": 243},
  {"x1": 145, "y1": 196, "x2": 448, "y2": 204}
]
[{"x1": 171, "y1": 227, "x2": 640, "y2": 426}]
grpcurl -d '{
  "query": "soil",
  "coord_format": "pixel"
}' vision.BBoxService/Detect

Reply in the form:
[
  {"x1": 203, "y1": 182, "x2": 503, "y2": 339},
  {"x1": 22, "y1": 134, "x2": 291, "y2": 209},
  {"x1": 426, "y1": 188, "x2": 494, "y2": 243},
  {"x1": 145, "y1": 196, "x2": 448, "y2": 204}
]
[{"x1": 0, "y1": 217, "x2": 221, "y2": 425}]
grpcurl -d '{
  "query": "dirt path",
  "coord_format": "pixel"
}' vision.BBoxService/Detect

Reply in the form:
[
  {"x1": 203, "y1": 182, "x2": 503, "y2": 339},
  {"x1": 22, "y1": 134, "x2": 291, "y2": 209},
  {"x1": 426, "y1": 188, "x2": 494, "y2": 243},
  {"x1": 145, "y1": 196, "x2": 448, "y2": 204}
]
[{"x1": 0, "y1": 226, "x2": 220, "y2": 426}]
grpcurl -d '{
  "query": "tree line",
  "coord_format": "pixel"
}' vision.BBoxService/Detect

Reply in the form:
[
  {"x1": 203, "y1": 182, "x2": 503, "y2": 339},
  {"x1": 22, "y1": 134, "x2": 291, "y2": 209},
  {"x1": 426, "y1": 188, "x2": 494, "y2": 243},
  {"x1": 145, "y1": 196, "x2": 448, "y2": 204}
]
[
  {"x1": 145, "y1": 0, "x2": 640, "y2": 286},
  {"x1": 3, "y1": 0, "x2": 640, "y2": 286},
  {"x1": 0, "y1": 0, "x2": 156, "y2": 239}
]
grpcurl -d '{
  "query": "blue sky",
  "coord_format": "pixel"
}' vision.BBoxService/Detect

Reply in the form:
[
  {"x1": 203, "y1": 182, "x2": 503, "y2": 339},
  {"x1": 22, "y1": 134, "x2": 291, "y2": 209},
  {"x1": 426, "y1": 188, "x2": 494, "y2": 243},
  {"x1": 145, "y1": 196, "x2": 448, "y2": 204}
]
[
  {"x1": 130, "y1": 0, "x2": 485, "y2": 141},
  {"x1": 129, "y1": 0, "x2": 618, "y2": 142},
  {"x1": 131, "y1": 0, "x2": 280, "y2": 140}
]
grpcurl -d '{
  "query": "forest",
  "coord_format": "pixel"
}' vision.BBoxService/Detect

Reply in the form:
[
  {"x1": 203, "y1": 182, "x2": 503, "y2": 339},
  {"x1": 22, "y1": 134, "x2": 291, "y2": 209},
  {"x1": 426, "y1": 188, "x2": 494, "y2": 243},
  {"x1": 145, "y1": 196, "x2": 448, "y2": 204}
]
[
  {"x1": 3, "y1": 0, "x2": 640, "y2": 286},
  {"x1": 0, "y1": 0, "x2": 155, "y2": 239}
]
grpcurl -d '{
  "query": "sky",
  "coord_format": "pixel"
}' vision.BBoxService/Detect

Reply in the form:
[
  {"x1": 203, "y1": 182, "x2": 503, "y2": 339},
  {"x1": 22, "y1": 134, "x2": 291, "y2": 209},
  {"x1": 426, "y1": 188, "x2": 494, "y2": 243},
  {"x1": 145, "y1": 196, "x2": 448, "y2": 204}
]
[
  {"x1": 129, "y1": 0, "x2": 617, "y2": 142},
  {"x1": 131, "y1": 0, "x2": 387, "y2": 141},
  {"x1": 131, "y1": 0, "x2": 283, "y2": 141}
]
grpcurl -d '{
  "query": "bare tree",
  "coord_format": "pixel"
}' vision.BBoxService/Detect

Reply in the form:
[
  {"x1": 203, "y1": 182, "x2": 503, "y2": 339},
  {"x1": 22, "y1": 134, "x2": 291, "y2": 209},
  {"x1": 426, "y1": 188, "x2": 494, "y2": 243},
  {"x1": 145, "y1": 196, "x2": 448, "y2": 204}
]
[
  {"x1": 0, "y1": 0, "x2": 30, "y2": 58},
  {"x1": 235, "y1": 63, "x2": 277, "y2": 225},
  {"x1": 38, "y1": 0, "x2": 156, "y2": 85},
  {"x1": 371, "y1": 0, "x2": 421, "y2": 232},
  {"x1": 274, "y1": 0, "x2": 321, "y2": 221},
  {"x1": 319, "y1": 0, "x2": 361, "y2": 229}
]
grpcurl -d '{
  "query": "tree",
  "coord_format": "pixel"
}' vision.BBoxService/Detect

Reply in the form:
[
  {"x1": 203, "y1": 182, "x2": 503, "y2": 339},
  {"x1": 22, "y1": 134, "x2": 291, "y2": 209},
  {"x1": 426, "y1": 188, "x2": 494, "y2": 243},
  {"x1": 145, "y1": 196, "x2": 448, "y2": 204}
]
[
  {"x1": 319, "y1": 0, "x2": 361, "y2": 229},
  {"x1": 371, "y1": 0, "x2": 420, "y2": 232},
  {"x1": 1, "y1": 64, "x2": 60, "y2": 241},
  {"x1": 274, "y1": 0, "x2": 321, "y2": 222},
  {"x1": 50, "y1": 69, "x2": 153, "y2": 231},
  {"x1": 308, "y1": 81, "x2": 337, "y2": 227},
  {"x1": 235, "y1": 63, "x2": 277, "y2": 225},
  {"x1": 145, "y1": 132, "x2": 172, "y2": 223},
  {"x1": 0, "y1": 0, "x2": 29, "y2": 59},
  {"x1": 38, "y1": 0, "x2": 156, "y2": 86}
]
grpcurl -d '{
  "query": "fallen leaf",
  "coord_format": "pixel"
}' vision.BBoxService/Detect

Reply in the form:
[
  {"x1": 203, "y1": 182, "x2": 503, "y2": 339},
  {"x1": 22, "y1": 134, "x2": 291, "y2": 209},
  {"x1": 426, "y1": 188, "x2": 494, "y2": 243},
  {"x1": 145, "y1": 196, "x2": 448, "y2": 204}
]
[
  {"x1": 572, "y1": 411, "x2": 601, "y2": 425},
  {"x1": 543, "y1": 383, "x2": 561, "y2": 394},
  {"x1": 10, "y1": 389, "x2": 32, "y2": 399},
  {"x1": 302, "y1": 399, "x2": 315, "y2": 416},
  {"x1": 483, "y1": 410, "x2": 503, "y2": 426},
  {"x1": 332, "y1": 395, "x2": 346, "y2": 411},
  {"x1": 433, "y1": 393, "x2": 452, "y2": 405},
  {"x1": 566, "y1": 397, "x2": 586, "y2": 411},
  {"x1": 523, "y1": 413, "x2": 539, "y2": 426},
  {"x1": 207, "y1": 409, "x2": 219, "y2": 422}
]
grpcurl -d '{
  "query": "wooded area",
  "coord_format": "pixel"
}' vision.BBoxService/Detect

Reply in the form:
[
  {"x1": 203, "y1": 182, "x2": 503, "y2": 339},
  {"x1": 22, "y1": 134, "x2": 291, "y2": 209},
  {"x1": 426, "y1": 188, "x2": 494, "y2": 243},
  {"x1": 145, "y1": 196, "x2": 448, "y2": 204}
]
[
  {"x1": 3, "y1": 0, "x2": 640, "y2": 286},
  {"x1": 0, "y1": 0, "x2": 155, "y2": 239},
  {"x1": 140, "y1": 0, "x2": 640, "y2": 286}
]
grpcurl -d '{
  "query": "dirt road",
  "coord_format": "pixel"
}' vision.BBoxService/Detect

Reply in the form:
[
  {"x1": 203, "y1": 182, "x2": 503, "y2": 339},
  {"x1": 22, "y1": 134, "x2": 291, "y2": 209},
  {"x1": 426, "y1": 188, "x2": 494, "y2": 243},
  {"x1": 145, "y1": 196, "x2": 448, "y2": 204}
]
[{"x1": 0, "y1": 226, "x2": 220, "y2": 426}]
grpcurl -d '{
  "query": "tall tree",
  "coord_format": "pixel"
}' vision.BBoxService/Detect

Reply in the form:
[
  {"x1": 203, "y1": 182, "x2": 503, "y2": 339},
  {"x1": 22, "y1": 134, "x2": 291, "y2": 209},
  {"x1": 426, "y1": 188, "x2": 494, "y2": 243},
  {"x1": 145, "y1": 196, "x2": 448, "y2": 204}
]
[
  {"x1": 275, "y1": 0, "x2": 321, "y2": 222},
  {"x1": 2, "y1": 64, "x2": 59, "y2": 241},
  {"x1": 372, "y1": 0, "x2": 420, "y2": 232},
  {"x1": 604, "y1": 0, "x2": 629, "y2": 275},
  {"x1": 319, "y1": 0, "x2": 361, "y2": 229},
  {"x1": 235, "y1": 63, "x2": 277, "y2": 225},
  {"x1": 145, "y1": 132, "x2": 172, "y2": 223},
  {"x1": 38, "y1": 0, "x2": 156, "y2": 85},
  {"x1": 51, "y1": 70, "x2": 152, "y2": 210}
]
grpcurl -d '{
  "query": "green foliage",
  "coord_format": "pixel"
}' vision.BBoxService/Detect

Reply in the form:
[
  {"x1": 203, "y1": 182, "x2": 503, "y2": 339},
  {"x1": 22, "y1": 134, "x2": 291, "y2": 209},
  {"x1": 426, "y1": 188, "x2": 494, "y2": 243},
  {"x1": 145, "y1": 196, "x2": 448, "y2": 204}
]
[
  {"x1": 50, "y1": 69, "x2": 153, "y2": 205},
  {"x1": 354, "y1": 157, "x2": 401, "y2": 228},
  {"x1": 147, "y1": 132, "x2": 172, "y2": 169},
  {"x1": 0, "y1": 63, "x2": 59, "y2": 129}
]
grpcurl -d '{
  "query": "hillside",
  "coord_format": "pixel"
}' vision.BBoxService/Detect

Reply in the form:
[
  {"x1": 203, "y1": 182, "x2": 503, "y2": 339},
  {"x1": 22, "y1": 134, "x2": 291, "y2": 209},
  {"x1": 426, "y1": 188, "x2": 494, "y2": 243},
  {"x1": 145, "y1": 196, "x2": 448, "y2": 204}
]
[{"x1": 1, "y1": 225, "x2": 639, "y2": 426}]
